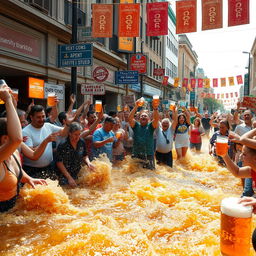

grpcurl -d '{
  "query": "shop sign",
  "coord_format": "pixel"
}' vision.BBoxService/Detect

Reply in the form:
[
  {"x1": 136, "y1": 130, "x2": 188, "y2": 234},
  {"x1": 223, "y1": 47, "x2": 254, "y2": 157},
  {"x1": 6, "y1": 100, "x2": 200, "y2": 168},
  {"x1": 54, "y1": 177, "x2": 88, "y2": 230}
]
[
  {"x1": 153, "y1": 68, "x2": 165, "y2": 76},
  {"x1": 92, "y1": 66, "x2": 109, "y2": 82},
  {"x1": 115, "y1": 71, "x2": 139, "y2": 84},
  {"x1": 44, "y1": 83, "x2": 64, "y2": 100},
  {"x1": 28, "y1": 77, "x2": 44, "y2": 99},
  {"x1": 81, "y1": 83, "x2": 105, "y2": 95},
  {"x1": 58, "y1": 43, "x2": 93, "y2": 67},
  {"x1": 130, "y1": 53, "x2": 147, "y2": 74}
]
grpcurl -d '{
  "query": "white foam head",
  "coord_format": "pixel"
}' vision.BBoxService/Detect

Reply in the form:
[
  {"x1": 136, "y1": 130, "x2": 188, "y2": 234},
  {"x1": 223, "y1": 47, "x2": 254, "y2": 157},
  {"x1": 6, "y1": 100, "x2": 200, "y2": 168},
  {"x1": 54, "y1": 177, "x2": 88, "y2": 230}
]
[{"x1": 221, "y1": 197, "x2": 252, "y2": 218}]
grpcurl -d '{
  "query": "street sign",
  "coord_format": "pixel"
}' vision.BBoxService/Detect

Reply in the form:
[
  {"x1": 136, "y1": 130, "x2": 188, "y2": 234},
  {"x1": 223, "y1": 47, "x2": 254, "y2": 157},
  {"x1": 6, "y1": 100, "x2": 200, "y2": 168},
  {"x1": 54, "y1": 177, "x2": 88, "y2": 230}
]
[
  {"x1": 130, "y1": 53, "x2": 147, "y2": 74},
  {"x1": 58, "y1": 43, "x2": 93, "y2": 67},
  {"x1": 81, "y1": 83, "x2": 105, "y2": 95},
  {"x1": 115, "y1": 71, "x2": 139, "y2": 84},
  {"x1": 153, "y1": 68, "x2": 165, "y2": 76},
  {"x1": 92, "y1": 66, "x2": 109, "y2": 82}
]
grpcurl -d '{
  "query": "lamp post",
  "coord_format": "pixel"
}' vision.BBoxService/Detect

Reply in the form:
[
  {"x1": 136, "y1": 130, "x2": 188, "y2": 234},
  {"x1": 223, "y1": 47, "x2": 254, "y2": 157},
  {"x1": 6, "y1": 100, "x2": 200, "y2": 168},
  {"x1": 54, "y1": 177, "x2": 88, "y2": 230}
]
[
  {"x1": 242, "y1": 51, "x2": 251, "y2": 96},
  {"x1": 140, "y1": 40, "x2": 144, "y2": 98}
]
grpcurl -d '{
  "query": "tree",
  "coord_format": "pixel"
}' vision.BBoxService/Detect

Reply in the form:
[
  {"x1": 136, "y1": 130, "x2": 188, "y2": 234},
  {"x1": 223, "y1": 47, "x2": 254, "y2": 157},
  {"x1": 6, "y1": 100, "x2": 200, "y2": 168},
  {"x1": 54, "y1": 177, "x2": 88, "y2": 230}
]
[{"x1": 203, "y1": 98, "x2": 224, "y2": 113}]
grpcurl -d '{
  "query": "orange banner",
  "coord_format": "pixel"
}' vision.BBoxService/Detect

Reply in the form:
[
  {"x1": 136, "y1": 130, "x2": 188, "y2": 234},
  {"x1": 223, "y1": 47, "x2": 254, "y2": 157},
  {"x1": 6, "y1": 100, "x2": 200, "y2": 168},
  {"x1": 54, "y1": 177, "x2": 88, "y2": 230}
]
[
  {"x1": 92, "y1": 4, "x2": 113, "y2": 38},
  {"x1": 204, "y1": 78, "x2": 210, "y2": 88},
  {"x1": 228, "y1": 76, "x2": 235, "y2": 86},
  {"x1": 176, "y1": 0, "x2": 197, "y2": 34},
  {"x1": 202, "y1": 0, "x2": 223, "y2": 31},
  {"x1": 220, "y1": 78, "x2": 226, "y2": 87},
  {"x1": 28, "y1": 77, "x2": 44, "y2": 99},
  {"x1": 174, "y1": 77, "x2": 179, "y2": 87},
  {"x1": 118, "y1": 3, "x2": 140, "y2": 37}
]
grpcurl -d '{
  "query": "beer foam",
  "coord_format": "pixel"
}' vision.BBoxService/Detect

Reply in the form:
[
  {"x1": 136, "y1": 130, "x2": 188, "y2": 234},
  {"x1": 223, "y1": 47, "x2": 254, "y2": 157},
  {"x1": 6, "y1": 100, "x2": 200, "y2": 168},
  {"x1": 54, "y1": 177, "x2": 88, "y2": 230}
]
[{"x1": 221, "y1": 197, "x2": 252, "y2": 218}]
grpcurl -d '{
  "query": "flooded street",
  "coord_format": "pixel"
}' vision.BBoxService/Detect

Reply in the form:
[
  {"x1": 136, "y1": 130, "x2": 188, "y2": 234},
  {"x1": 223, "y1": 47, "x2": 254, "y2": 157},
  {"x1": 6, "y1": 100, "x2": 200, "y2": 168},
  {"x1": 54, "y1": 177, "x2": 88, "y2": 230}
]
[{"x1": 0, "y1": 144, "x2": 255, "y2": 255}]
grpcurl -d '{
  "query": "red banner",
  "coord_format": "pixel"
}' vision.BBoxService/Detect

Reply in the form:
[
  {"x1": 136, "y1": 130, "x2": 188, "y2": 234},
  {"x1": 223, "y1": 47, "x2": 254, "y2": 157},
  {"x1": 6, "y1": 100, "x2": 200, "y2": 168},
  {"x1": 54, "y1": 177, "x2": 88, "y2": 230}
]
[
  {"x1": 201, "y1": 92, "x2": 206, "y2": 98},
  {"x1": 146, "y1": 2, "x2": 168, "y2": 36},
  {"x1": 183, "y1": 78, "x2": 188, "y2": 88},
  {"x1": 228, "y1": 0, "x2": 249, "y2": 27},
  {"x1": 236, "y1": 75, "x2": 243, "y2": 84},
  {"x1": 213, "y1": 78, "x2": 218, "y2": 87},
  {"x1": 241, "y1": 96, "x2": 256, "y2": 112},
  {"x1": 217, "y1": 93, "x2": 220, "y2": 99},
  {"x1": 176, "y1": 0, "x2": 197, "y2": 34},
  {"x1": 118, "y1": 4, "x2": 140, "y2": 37},
  {"x1": 190, "y1": 78, "x2": 196, "y2": 88},
  {"x1": 198, "y1": 78, "x2": 203, "y2": 88},
  {"x1": 202, "y1": 0, "x2": 223, "y2": 31},
  {"x1": 130, "y1": 53, "x2": 147, "y2": 74},
  {"x1": 235, "y1": 92, "x2": 239, "y2": 97},
  {"x1": 162, "y1": 76, "x2": 169, "y2": 86},
  {"x1": 92, "y1": 4, "x2": 113, "y2": 38},
  {"x1": 226, "y1": 93, "x2": 229, "y2": 98},
  {"x1": 153, "y1": 68, "x2": 165, "y2": 76},
  {"x1": 230, "y1": 92, "x2": 233, "y2": 98}
]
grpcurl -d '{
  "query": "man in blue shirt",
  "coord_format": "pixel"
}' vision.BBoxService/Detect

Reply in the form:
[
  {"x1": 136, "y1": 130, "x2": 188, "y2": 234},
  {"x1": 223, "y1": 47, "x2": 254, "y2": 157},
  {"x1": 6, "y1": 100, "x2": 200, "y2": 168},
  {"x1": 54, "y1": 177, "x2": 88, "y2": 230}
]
[{"x1": 92, "y1": 116, "x2": 116, "y2": 161}]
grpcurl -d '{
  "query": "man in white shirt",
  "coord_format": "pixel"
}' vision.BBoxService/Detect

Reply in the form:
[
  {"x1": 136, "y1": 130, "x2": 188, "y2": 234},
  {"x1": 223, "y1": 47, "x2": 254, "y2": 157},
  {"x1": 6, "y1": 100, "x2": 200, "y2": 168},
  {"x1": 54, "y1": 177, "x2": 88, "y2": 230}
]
[
  {"x1": 155, "y1": 108, "x2": 177, "y2": 167},
  {"x1": 23, "y1": 105, "x2": 69, "y2": 179}
]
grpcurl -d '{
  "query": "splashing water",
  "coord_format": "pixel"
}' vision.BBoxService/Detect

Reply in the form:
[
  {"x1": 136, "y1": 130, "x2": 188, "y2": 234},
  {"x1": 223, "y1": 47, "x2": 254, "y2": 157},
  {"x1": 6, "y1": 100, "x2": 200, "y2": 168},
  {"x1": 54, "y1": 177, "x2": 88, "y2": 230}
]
[{"x1": 0, "y1": 150, "x2": 255, "y2": 256}]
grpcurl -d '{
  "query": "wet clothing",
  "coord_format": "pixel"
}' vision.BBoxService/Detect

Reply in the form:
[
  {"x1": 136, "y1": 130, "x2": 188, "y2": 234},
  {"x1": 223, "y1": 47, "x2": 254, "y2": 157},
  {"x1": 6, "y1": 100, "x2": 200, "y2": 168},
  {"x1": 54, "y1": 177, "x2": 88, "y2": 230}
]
[
  {"x1": 0, "y1": 154, "x2": 23, "y2": 212},
  {"x1": 175, "y1": 123, "x2": 190, "y2": 149},
  {"x1": 155, "y1": 151, "x2": 173, "y2": 168}
]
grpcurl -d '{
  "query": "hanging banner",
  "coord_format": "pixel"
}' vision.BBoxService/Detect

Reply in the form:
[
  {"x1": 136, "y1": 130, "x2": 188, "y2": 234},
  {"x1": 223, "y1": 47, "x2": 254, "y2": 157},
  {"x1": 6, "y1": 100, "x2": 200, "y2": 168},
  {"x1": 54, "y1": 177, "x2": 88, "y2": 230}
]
[
  {"x1": 235, "y1": 92, "x2": 239, "y2": 97},
  {"x1": 204, "y1": 78, "x2": 210, "y2": 88},
  {"x1": 228, "y1": 76, "x2": 235, "y2": 86},
  {"x1": 213, "y1": 78, "x2": 218, "y2": 87},
  {"x1": 217, "y1": 93, "x2": 220, "y2": 99},
  {"x1": 202, "y1": 0, "x2": 223, "y2": 31},
  {"x1": 174, "y1": 77, "x2": 179, "y2": 87},
  {"x1": 221, "y1": 93, "x2": 224, "y2": 98},
  {"x1": 228, "y1": 0, "x2": 249, "y2": 27},
  {"x1": 190, "y1": 78, "x2": 196, "y2": 88},
  {"x1": 153, "y1": 68, "x2": 165, "y2": 76},
  {"x1": 226, "y1": 93, "x2": 229, "y2": 98},
  {"x1": 146, "y1": 2, "x2": 168, "y2": 36},
  {"x1": 198, "y1": 78, "x2": 203, "y2": 88},
  {"x1": 92, "y1": 4, "x2": 113, "y2": 38},
  {"x1": 211, "y1": 93, "x2": 216, "y2": 99},
  {"x1": 236, "y1": 75, "x2": 243, "y2": 84},
  {"x1": 118, "y1": 3, "x2": 140, "y2": 37},
  {"x1": 176, "y1": 0, "x2": 197, "y2": 34},
  {"x1": 230, "y1": 92, "x2": 233, "y2": 98},
  {"x1": 220, "y1": 77, "x2": 226, "y2": 87},
  {"x1": 162, "y1": 76, "x2": 169, "y2": 86},
  {"x1": 183, "y1": 78, "x2": 188, "y2": 88}
]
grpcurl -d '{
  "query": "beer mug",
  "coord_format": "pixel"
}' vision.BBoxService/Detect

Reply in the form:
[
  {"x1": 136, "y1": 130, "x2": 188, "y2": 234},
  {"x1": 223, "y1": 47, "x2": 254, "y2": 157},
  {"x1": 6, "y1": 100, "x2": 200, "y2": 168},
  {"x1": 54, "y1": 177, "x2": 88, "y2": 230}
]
[
  {"x1": 0, "y1": 80, "x2": 7, "y2": 104},
  {"x1": 95, "y1": 100, "x2": 102, "y2": 113},
  {"x1": 152, "y1": 95, "x2": 160, "y2": 108},
  {"x1": 169, "y1": 101, "x2": 176, "y2": 111},
  {"x1": 117, "y1": 105, "x2": 122, "y2": 112},
  {"x1": 47, "y1": 92, "x2": 56, "y2": 107},
  {"x1": 220, "y1": 197, "x2": 252, "y2": 256},
  {"x1": 12, "y1": 88, "x2": 19, "y2": 102},
  {"x1": 115, "y1": 131, "x2": 122, "y2": 139},
  {"x1": 216, "y1": 136, "x2": 229, "y2": 156},
  {"x1": 137, "y1": 97, "x2": 145, "y2": 107}
]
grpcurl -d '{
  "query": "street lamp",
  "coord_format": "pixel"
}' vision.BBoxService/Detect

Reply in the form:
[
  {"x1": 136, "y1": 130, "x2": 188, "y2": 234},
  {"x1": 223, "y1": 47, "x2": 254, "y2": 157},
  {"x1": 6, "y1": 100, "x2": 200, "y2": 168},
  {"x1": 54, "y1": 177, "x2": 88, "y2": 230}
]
[{"x1": 242, "y1": 51, "x2": 251, "y2": 96}]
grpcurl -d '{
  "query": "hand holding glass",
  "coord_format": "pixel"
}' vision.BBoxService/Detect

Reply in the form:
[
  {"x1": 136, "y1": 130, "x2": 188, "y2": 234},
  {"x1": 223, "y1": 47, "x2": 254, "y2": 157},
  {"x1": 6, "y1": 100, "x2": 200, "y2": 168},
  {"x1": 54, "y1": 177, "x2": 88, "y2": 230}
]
[
  {"x1": 47, "y1": 92, "x2": 56, "y2": 107},
  {"x1": 95, "y1": 100, "x2": 102, "y2": 113},
  {"x1": 216, "y1": 136, "x2": 229, "y2": 156}
]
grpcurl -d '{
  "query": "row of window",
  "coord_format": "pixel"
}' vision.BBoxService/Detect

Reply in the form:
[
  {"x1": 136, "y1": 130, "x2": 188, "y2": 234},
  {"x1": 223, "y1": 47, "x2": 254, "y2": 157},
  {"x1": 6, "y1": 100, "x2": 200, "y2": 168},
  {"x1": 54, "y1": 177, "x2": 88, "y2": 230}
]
[
  {"x1": 167, "y1": 30, "x2": 178, "y2": 57},
  {"x1": 166, "y1": 58, "x2": 178, "y2": 78}
]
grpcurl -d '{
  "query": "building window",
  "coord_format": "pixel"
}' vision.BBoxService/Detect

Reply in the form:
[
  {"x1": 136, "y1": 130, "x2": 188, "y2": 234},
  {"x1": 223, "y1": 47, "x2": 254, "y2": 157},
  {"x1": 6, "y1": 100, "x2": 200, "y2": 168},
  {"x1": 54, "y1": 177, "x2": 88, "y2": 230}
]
[
  {"x1": 150, "y1": 59, "x2": 152, "y2": 76},
  {"x1": 25, "y1": 0, "x2": 51, "y2": 14}
]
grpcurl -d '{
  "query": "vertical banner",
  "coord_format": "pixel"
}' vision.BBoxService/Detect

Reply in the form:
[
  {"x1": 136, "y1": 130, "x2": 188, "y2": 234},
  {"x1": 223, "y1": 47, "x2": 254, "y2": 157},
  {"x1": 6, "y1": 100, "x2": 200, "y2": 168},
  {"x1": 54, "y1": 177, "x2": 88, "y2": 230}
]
[
  {"x1": 183, "y1": 78, "x2": 188, "y2": 88},
  {"x1": 213, "y1": 78, "x2": 218, "y2": 87},
  {"x1": 228, "y1": 0, "x2": 249, "y2": 27},
  {"x1": 236, "y1": 75, "x2": 243, "y2": 84},
  {"x1": 235, "y1": 92, "x2": 239, "y2": 97},
  {"x1": 162, "y1": 76, "x2": 169, "y2": 86},
  {"x1": 118, "y1": 3, "x2": 140, "y2": 37},
  {"x1": 202, "y1": 0, "x2": 223, "y2": 31},
  {"x1": 146, "y1": 2, "x2": 168, "y2": 36},
  {"x1": 174, "y1": 77, "x2": 179, "y2": 87},
  {"x1": 176, "y1": 0, "x2": 197, "y2": 34},
  {"x1": 221, "y1": 93, "x2": 224, "y2": 99},
  {"x1": 92, "y1": 4, "x2": 113, "y2": 38},
  {"x1": 228, "y1": 76, "x2": 235, "y2": 86},
  {"x1": 221, "y1": 77, "x2": 226, "y2": 87},
  {"x1": 198, "y1": 78, "x2": 203, "y2": 88},
  {"x1": 212, "y1": 93, "x2": 216, "y2": 99},
  {"x1": 204, "y1": 78, "x2": 210, "y2": 88},
  {"x1": 226, "y1": 93, "x2": 229, "y2": 98},
  {"x1": 201, "y1": 92, "x2": 206, "y2": 98},
  {"x1": 190, "y1": 78, "x2": 196, "y2": 88},
  {"x1": 217, "y1": 93, "x2": 220, "y2": 99},
  {"x1": 230, "y1": 92, "x2": 233, "y2": 98}
]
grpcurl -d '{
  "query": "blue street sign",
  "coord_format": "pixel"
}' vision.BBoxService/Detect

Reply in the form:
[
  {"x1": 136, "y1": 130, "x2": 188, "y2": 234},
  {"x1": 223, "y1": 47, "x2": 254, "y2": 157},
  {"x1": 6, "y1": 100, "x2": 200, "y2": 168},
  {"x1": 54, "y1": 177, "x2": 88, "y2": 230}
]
[
  {"x1": 115, "y1": 71, "x2": 139, "y2": 84},
  {"x1": 58, "y1": 43, "x2": 93, "y2": 67}
]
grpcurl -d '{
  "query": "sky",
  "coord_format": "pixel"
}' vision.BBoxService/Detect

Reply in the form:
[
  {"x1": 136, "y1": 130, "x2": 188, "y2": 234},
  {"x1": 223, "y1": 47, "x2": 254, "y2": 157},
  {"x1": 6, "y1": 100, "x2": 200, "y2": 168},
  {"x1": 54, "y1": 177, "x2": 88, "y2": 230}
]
[{"x1": 169, "y1": 0, "x2": 256, "y2": 99}]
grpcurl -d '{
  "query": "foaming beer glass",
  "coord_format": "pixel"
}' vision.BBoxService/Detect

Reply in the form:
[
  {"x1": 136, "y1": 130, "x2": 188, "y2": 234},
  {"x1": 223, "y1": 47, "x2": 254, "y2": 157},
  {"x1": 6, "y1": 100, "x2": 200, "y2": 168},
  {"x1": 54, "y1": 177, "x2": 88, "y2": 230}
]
[
  {"x1": 115, "y1": 131, "x2": 122, "y2": 139},
  {"x1": 216, "y1": 136, "x2": 229, "y2": 156},
  {"x1": 95, "y1": 100, "x2": 102, "y2": 113},
  {"x1": 0, "y1": 80, "x2": 7, "y2": 104},
  {"x1": 12, "y1": 89, "x2": 19, "y2": 102},
  {"x1": 47, "y1": 92, "x2": 56, "y2": 107},
  {"x1": 169, "y1": 101, "x2": 176, "y2": 111},
  {"x1": 220, "y1": 197, "x2": 252, "y2": 256},
  {"x1": 117, "y1": 105, "x2": 122, "y2": 112},
  {"x1": 152, "y1": 95, "x2": 160, "y2": 108},
  {"x1": 137, "y1": 97, "x2": 145, "y2": 107}
]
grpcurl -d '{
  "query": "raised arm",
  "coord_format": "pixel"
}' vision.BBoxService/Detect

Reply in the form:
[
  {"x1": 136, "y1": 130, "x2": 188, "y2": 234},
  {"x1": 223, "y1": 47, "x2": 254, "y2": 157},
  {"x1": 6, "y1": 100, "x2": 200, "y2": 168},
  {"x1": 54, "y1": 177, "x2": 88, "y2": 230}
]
[
  {"x1": 67, "y1": 94, "x2": 76, "y2": 115},
  {"x1": 171, "y1": 107, "x2": 178, "y2": 130},
  {"x1": 183, "y1": 107, "x2": 191, "y2": 125},
  {"x1": 128, "y1": 101, "x2": 139, "y2": 128},
  {"x1": 152, "y1": 108, "x2": 160, "y2": 129},
  {"x1": 240, "y1": 128, "x2": 256, "y2": 149}
]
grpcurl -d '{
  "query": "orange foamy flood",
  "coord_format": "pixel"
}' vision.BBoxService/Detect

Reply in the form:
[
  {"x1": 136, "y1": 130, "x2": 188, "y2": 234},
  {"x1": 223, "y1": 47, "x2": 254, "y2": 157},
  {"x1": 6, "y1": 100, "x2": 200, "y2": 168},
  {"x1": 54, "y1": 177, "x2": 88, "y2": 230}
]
[
  {"x1": 221, "y1": 197, "x2": 252, "y2": 256},
  {"x1": 1, "y1": 150, "x2": 256, "y2": 255}
]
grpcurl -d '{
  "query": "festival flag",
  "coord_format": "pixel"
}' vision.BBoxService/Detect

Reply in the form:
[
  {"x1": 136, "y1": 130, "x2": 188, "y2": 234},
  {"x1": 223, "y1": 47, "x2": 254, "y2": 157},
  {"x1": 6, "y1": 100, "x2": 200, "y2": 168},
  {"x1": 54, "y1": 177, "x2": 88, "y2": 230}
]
[
  {"x1": 211, "y1": 93, "x2": 215, "y2": 99},
  {"x1": 191, "y1": 78, "x2": 196, "y2": 88},
  {"x1": 118, "y1": 3, "x2": 140, "y2": 37},
  {"x1": 228, "y1": 0, "x2": 249, "y2": 27},
  {"x1": 146, "y1": 2, "x2": 168, "y2": 36},
  {"x1": 202, "y1": 0, "x2": 223, "y2": 31},
  {"x1": 204, "y1": 78, "x2": 210, "y2": 88},
  {"x1": 213, "y1": 78, "x2": 218, "y2": 87},
  {"x1": 235, "y1": 92, "x2": 238, "y2": 97},
  {"x1": 176, "y1": 0, "x2": 197, "y2": 34},
  {"x1": 226, "y1": 93, "x2": 229, "y2": 98},
  {"x1": 228, "y1": 76, "x2": 235, "y2": 86},
  {"x1": 217, "y1": 93, "x2": 220, "y2": 99},
  {"x1": 183, "y1": 78, "x2": 188, "y2": 88},
  {"x1": 174, "y1": 77, "x2": 179, "y2": 87},
  {"x1": 162, "y1": 76, "x2": 169, "y2": 86},
  {"x1": 236, "y1": 75, "x2": 243, "y2": 84},
  {"x1": 197, "y1": 78, "x2": 203, "y2": 88},
  {"x1": 187, "y1": 83, "x2": 192, "y2": 92},
  {"x1": 221, "y1": 78, "x2": 226, "y2": 87},
  {"x1": 92, "y1": 4, "x2": 113, "y2": 38},
  {"x1": 221, "y1": 93, "x2": 224, "y2": 99},
  {"x1": 206, "y1": 93, "x2": 211, "y2": 98},
  {"x1": 230, "y1": 92, "x2": 233, "y2": 98}
]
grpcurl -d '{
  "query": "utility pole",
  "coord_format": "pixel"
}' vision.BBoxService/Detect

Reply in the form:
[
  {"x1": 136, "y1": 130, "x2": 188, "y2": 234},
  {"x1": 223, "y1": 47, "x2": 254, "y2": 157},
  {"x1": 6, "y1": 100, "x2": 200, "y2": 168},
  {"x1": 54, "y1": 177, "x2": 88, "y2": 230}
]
[
  {"x1": 71, "y1": 0, "x2": 78, "y2": 107},
  {"x1": 140, "y1": 40, "x2": 144, "y2": 98}
]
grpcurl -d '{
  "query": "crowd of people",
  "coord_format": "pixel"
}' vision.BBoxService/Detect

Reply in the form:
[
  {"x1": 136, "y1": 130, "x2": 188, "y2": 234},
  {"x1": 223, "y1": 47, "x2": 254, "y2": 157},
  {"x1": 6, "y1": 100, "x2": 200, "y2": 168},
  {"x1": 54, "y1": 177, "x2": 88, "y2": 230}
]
[{"x1": 1, "y1": 82, "x2": 256, "y2": 227}]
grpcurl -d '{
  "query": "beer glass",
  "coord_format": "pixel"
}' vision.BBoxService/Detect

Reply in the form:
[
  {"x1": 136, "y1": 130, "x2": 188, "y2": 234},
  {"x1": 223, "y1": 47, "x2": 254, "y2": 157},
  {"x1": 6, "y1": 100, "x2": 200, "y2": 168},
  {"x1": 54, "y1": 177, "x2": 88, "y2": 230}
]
[
  {"x1": 115, "y1": 131, "x2": 122, "y2": 139},
  {"x1": 0, "y1": 80, "x2": 7, "y2": 104},
  {"x1": 95, "y1": 100, "x2": 102, "y2": 113},
  {"x1": 47, "y1": 92, "x2": 56, "y2": 107},
  {"x1": 152, "y1": 95, "x2": 160, "y2": 108},
  {"x1": 124, "y1": 105, "x2": 129, "y2": 112},
  {"x1": 137, "y1": 97, "x2": 145, "y2": 107},
  {"x1": 216, "y1": 136, "x2": 229, "y2": 156},
  {"x1": 12, "y1": 88, "x2": 19, "y2": 102},
  {"x1": 220, "y1": 197, "x2": 252, "y2": 256},
  {"x1": 117, "y1": 105, "x2": 122, "y2": 112},
  {"x1": 169, "y1": 101, "x2": 176, "y2": 111}
]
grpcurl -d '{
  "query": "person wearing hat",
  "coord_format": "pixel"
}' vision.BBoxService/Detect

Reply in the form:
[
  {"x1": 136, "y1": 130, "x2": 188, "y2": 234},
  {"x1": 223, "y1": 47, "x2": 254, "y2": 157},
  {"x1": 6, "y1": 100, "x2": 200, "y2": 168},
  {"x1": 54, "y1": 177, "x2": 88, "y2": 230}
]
[{"x1": 92, "y1": 116, "x2": 116, "y2": 161}]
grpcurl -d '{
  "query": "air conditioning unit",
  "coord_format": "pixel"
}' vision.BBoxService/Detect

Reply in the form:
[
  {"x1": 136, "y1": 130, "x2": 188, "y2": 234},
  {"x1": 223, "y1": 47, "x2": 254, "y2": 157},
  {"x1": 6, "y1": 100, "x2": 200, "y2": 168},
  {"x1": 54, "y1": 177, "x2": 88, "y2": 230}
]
[{"x1": 29, "y1": 0, "x2": 49, "y2": 13}]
